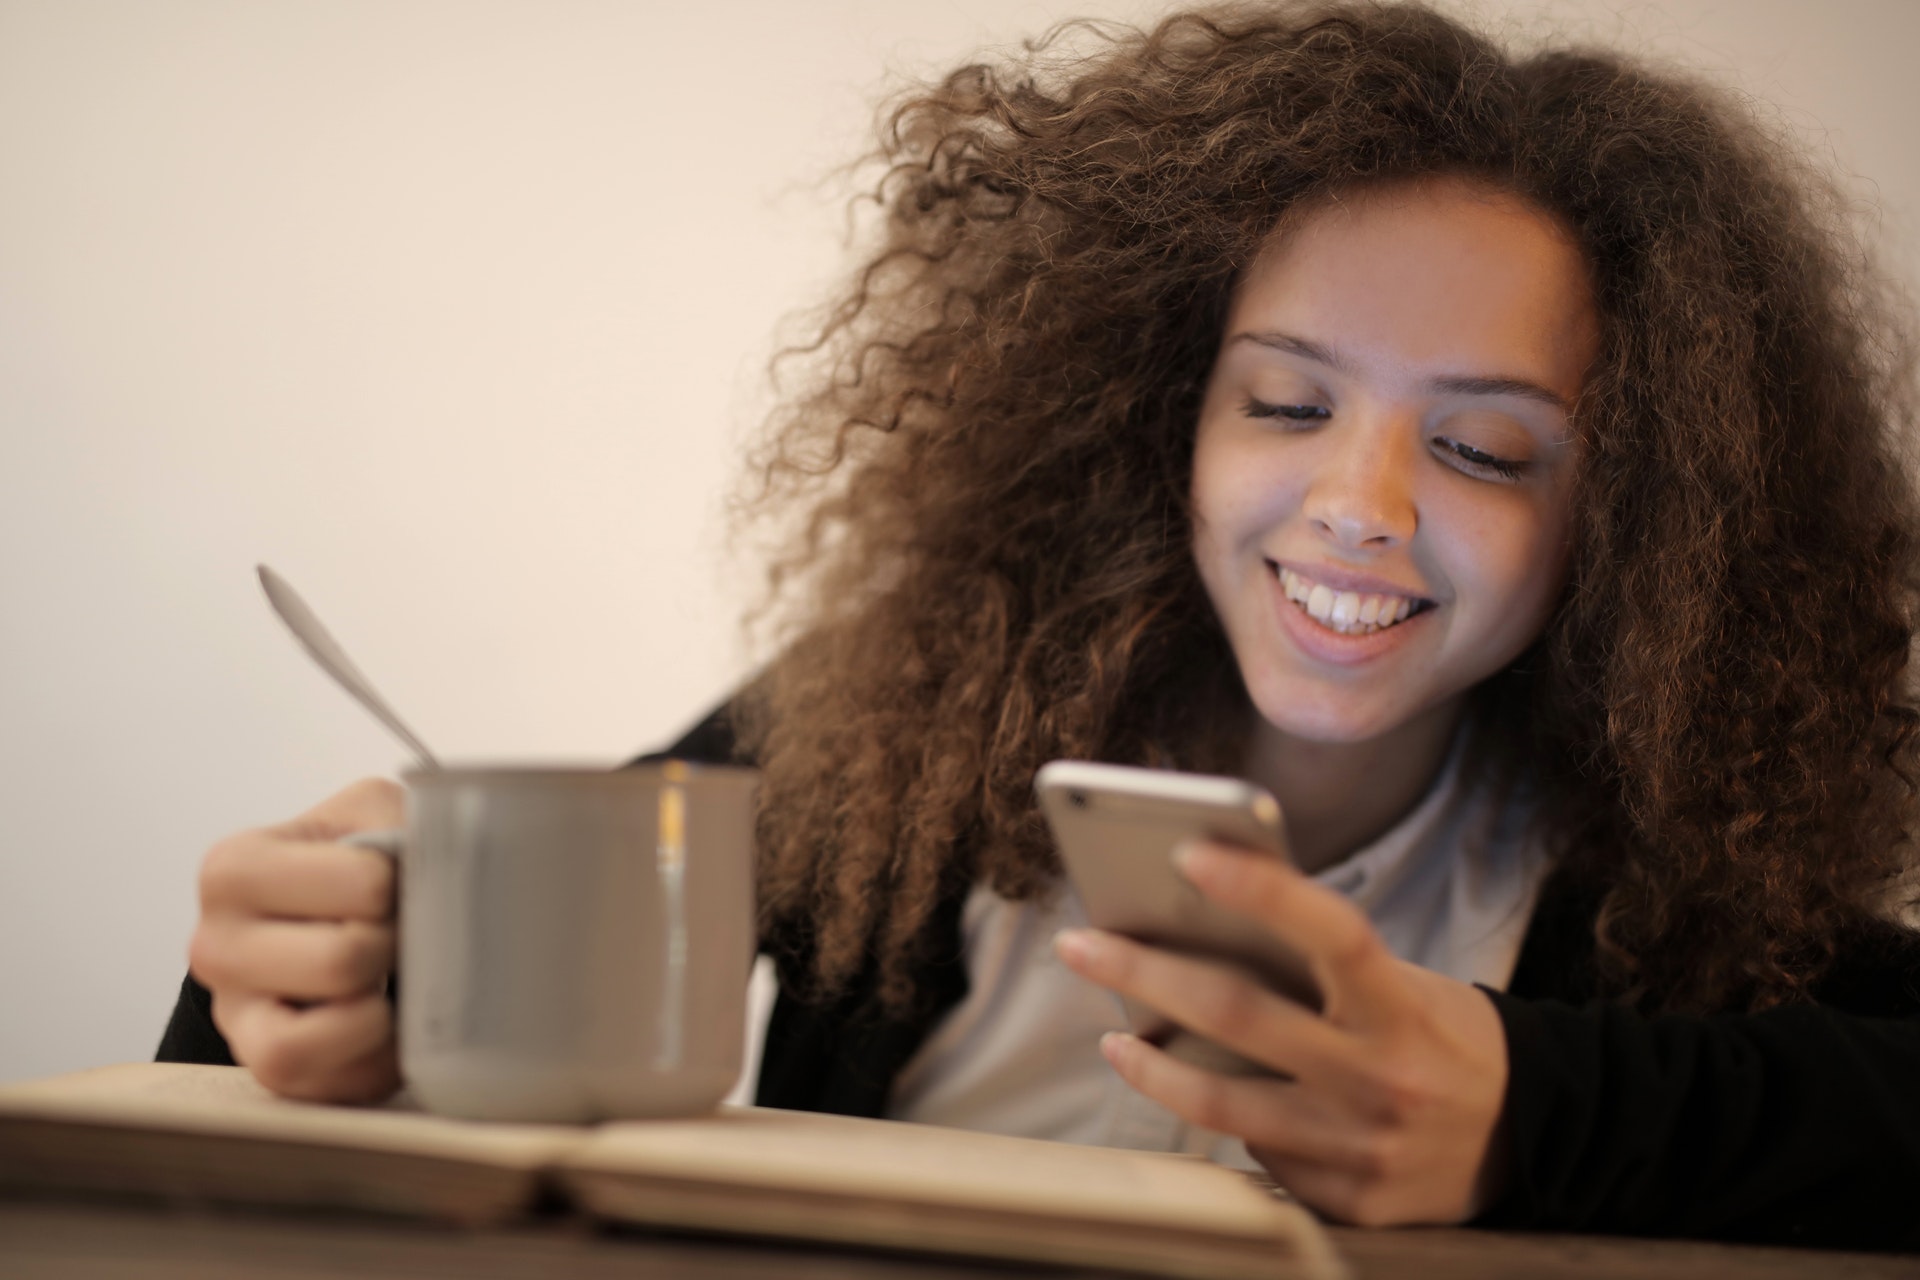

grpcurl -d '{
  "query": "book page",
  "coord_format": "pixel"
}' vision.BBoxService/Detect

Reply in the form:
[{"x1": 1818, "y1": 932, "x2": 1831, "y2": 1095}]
[
  {"x1": 2, "y1": 1065, "x2": 1342, "y2": 1277},
  {"x1": 0, "y1": 1063, "x2": 580, "y2": 1169},
  {"x1": 566, "y1": 1104, "x2": 1305, "y2": 1241}
]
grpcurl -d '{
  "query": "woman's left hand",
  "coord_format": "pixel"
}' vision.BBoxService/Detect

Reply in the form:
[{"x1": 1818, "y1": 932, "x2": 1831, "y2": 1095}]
[{"x1": 1053, "y1": 838, "x2": 1511, "y2": 1227}]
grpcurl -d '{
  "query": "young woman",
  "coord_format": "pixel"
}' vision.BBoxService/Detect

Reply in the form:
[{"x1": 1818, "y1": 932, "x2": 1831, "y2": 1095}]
[{"x1": 162, "y1": 1, "x2": 1920, "y2": 1250}]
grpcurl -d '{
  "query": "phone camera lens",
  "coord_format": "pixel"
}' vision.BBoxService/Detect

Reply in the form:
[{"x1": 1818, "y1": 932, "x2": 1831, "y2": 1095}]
[{"x1": 1067, "y1": 791, "x2": 1087, "y2": 809}]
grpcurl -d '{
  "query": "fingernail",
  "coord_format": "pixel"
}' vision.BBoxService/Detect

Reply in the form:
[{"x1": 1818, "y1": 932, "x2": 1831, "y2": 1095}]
[
  {"x1": 1053, "y1": 928, "x2": 1095, "y2": 964},
  {"x1": 1172, "y1": 839, "x2": 1207, "y2": 876},
  {"x1": 1100, "y1": 1031, "x2": 1138, "y2": 1061}
]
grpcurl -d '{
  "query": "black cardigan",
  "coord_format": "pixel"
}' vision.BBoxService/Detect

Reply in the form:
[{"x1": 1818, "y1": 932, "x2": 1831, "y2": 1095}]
[{"x1": 157, "y1": 703, "x2": 1920, "y2": 1252}]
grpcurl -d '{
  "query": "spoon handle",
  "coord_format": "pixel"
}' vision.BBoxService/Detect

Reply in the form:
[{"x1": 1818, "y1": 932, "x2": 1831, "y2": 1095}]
[{"x1": 256, "y1": 564, "x2": 440, "y2": 770}]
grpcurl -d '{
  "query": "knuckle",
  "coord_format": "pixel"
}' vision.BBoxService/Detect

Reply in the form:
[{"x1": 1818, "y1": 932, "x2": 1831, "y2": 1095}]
[
  {"x1": 1194, "y1": 977, "x2": 1259, "y2": 1036},
  {"x1": 342, "y1": 776, "x2": 405, "y2": 820},
  {"x1": 1327, "y1": 915, "x2": 1383, "y2": 969},
  {"x1": 1368, "y1": 1062, "x2": 1432, "y2": 1121},
  {"x1": 1096, "y1": 935, "x2": 1139, "y2": 983},
  {"x1": 1186, "y1": 1074, "x2": 1237, "y2": 1133},
  {"x1": 198, "y1": 834, "x2": 258, "y2": 907},
  {"x1": 287, "y1": 777, "x2": 405, "y2": 841},
  {"x1": 186, "y1": 926, "x2": 229, "y2": 988}
]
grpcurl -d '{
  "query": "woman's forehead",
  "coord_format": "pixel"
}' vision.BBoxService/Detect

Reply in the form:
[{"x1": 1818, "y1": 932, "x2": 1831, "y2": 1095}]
[{"x1": 1225, "y1": 179, "x2": 1599, "y2": 402}]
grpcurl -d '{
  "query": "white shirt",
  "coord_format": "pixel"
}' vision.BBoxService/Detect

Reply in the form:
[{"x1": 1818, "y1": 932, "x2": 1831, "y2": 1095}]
[{"x1": 882, "y1": 743, "x2": 1552, "y2": 1169}]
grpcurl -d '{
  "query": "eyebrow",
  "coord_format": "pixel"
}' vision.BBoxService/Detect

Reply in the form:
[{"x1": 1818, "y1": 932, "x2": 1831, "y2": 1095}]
[{"x1": 1228, "y1": 329, "x2": 1573, "y2": 412}]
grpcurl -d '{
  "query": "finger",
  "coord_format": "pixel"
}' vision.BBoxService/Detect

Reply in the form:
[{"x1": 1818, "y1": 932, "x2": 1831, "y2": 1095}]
[
  {"x1": 321, "y1": 1037, "x2": 406, "y2": 1106},
  {"x1": 200, "y1": 833, "x2": 395, "y2": 921},
  {"x1": 1176, "y1": 840, "x2": 1404, "y2": 1025},
  {"x1": 215, "y1": 989, "x2": 397, "y2": 1103},
  {"x1": 1054, "y1": 928, "x2": 1352, "y2": 1081},
  {"x1": 272, "y1": 776, "x2": 406, "y2": 844},
  {"x1": 192, "y1": 917, "x2": 393, "y2": 1001},
  {"x1": 1099, "y1": 1031, "x2": 1378, "y2": 1173}
]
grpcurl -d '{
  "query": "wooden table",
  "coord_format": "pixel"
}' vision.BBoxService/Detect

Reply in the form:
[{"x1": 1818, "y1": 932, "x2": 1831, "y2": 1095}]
[{"x1": 4, "y1": 1192, "x2": 1916, "y2": 1280}]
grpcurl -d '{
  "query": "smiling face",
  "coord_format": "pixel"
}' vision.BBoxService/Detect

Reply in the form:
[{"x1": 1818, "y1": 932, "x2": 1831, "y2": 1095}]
[{"x1": 1191, "y1": 177, "x2": 1599, "y2": 748}]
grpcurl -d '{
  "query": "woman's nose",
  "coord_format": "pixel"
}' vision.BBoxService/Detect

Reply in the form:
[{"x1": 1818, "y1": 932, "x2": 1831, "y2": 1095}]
[{"x1": 1300, "y1": 420, "x2": 1418, "y2": 550}]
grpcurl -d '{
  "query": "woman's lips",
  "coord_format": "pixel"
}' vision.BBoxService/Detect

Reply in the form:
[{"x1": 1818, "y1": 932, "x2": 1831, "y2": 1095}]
[{"x1": 1265, "y1": 560, "x2": 1433, "y2": 665}]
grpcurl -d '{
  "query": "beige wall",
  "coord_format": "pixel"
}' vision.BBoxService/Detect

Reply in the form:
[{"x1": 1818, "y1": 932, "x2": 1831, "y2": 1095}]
[{"x1": 2, "y1": 0, "x2": 1915, "y2": 1082}]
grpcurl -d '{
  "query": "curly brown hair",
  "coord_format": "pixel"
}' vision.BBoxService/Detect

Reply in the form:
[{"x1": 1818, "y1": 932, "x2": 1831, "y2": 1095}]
[{"x1": 730, "y1": 0, "x2": 1920, "y2": 1016}]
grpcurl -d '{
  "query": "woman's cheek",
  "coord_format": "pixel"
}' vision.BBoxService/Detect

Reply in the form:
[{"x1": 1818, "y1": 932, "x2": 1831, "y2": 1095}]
[{"x1": 1433, "y1": 489, "x2": 1570, "y2": 653}]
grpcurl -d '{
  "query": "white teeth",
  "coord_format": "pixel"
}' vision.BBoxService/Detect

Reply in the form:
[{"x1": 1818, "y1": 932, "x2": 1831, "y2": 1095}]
[{"x1": 1276, "y1": 567, "x2": 1422, "y2": 636}]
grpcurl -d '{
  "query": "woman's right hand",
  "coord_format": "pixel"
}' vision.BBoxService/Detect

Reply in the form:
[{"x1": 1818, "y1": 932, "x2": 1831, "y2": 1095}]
[{"x1": 188, "y1": 778, "x2": 403, "y2": 1103}]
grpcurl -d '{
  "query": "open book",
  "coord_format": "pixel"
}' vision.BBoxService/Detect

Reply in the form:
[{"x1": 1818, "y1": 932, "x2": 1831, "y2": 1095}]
[{"x1": 0, "y1": 1064, "x2": 1344, "y2": 1280}]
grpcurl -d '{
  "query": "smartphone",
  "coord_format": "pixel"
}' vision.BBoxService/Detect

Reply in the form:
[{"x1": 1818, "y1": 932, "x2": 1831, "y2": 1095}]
[{"x1": 1035, "y1": 760, "x2": 1321, "y2": 1070}]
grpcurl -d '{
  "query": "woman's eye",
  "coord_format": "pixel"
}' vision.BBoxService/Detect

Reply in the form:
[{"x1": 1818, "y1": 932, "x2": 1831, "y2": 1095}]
[
  {"x1": 1433, "y1": 435, "x2": 1526, "y2": 480},
  {"x1": 1242, "y1": 396, "x2": 1329, "y2": 423}
]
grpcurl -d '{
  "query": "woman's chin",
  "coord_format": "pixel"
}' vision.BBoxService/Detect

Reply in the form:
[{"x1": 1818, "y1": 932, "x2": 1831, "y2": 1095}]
[
  {"x1": 1244, "y1": 685, "x2": 1412, "y2": 747},
  {"x1": 1237, "y1": 663, "x2": 1470, "y2": 751}
]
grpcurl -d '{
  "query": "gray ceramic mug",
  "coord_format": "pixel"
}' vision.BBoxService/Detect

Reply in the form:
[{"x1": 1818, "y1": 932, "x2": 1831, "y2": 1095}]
[{"x1": 346, "y1": 761, "x2": 758, "y2": 1122}]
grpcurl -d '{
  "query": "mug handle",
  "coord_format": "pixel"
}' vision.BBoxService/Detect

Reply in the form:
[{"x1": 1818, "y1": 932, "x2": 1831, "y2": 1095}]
[{"x1": 340, "y1": 828, "x2": 405, "y2": 1001}]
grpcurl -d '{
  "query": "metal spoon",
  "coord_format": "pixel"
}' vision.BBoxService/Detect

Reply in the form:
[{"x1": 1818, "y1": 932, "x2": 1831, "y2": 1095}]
[{"x1": 256, "y1": 564, "x2": 440, "y2": 770}]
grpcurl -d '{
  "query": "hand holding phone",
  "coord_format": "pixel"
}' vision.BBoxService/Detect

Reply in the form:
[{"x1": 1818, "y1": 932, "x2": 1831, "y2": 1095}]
[{"x1": 1035, "y1": 760, "x2": 1321, "y2": 1075}]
